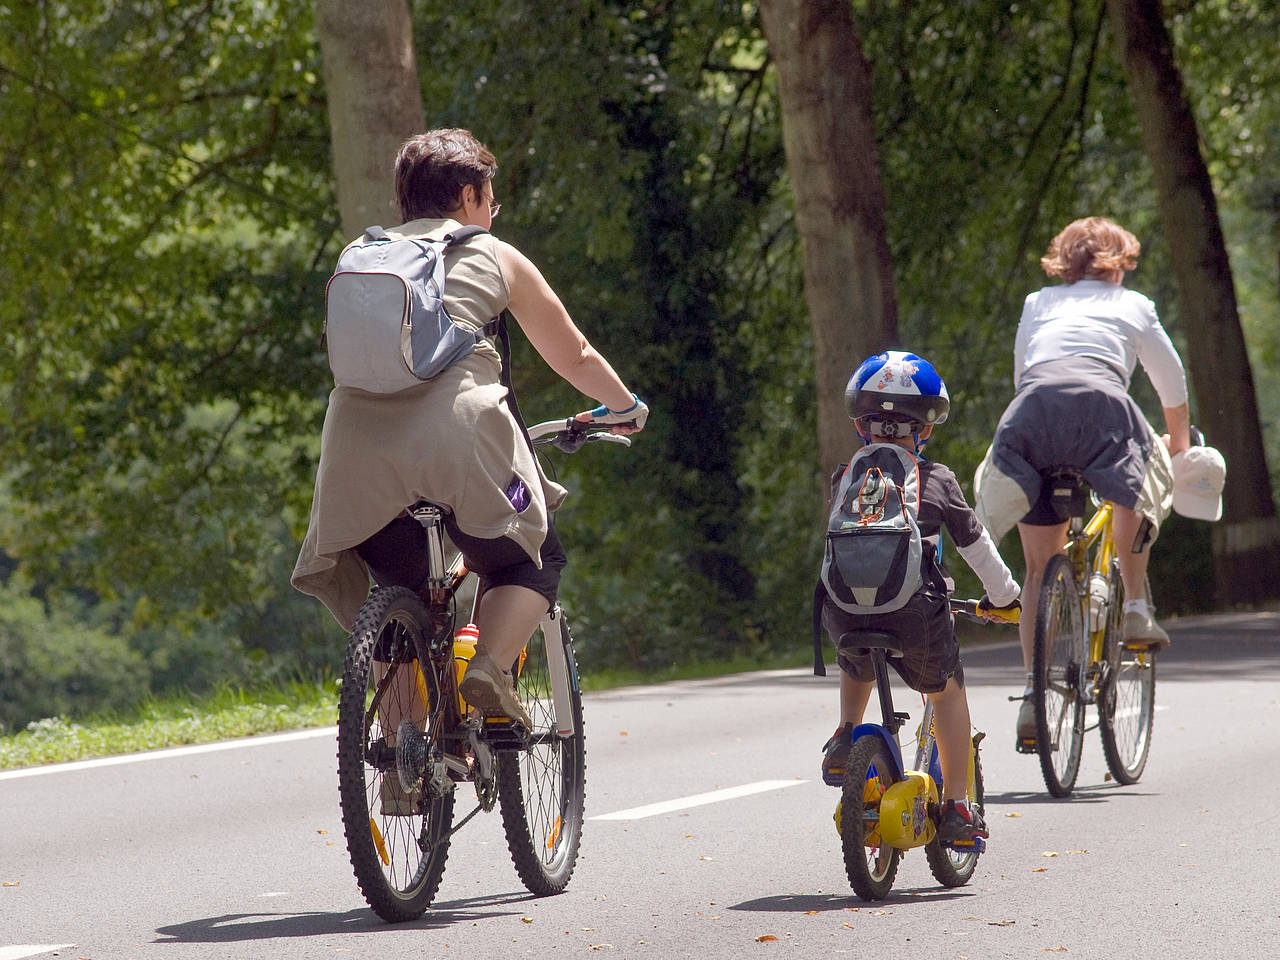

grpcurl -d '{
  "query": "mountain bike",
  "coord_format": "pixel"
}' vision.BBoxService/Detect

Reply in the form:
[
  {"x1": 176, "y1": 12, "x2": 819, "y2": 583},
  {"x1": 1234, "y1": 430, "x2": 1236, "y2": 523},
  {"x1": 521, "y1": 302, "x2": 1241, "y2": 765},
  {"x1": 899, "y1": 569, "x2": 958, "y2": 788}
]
[
  {"x1": 1018, "y1": 470, "x2": 1157, "y2": 797},
  {"x1": 335, "y1": 415, "x2": 628, "y2": 922},
  {"x1": 835, "y1": 599, "x2": 1018, "y2": 901}
]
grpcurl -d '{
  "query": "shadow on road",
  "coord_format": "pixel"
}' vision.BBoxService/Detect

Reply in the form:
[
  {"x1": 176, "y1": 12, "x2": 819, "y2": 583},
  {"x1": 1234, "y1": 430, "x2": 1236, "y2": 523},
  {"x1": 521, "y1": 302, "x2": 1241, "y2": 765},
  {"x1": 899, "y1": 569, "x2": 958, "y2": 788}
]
[
  {"x1": 729, "y1": 886, "x2": 975, "y2": 913},
  {"x1": 153, "y1": 891, "x2": 535, "y2": 942}
]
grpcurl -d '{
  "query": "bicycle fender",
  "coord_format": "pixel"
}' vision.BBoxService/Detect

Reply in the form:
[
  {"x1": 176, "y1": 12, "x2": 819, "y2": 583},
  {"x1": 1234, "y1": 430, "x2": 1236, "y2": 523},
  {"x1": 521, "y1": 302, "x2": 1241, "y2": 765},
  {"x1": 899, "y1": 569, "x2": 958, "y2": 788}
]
[{"x1": 850, "y1": 723, "x2": 906, "y2": 778}]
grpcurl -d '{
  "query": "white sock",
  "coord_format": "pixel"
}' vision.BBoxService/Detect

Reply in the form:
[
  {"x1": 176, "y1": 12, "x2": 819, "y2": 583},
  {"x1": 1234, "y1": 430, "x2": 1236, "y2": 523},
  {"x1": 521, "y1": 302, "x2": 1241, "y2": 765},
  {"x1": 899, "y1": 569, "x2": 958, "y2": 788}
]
[{"x1": 1124, "y1": 598, "x2": 1153, "y2": 618}]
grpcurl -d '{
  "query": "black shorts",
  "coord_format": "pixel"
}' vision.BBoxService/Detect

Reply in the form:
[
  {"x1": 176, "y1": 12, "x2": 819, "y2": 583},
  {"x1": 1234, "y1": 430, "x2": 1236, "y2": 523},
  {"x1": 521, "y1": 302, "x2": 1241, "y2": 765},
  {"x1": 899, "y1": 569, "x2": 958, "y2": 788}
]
[
  {"x1": 356, "y1": 512, "x2": 566, "y2": 608},
  {"x1": 822, "y1": 587, "x2": 963, "y2": 694}
]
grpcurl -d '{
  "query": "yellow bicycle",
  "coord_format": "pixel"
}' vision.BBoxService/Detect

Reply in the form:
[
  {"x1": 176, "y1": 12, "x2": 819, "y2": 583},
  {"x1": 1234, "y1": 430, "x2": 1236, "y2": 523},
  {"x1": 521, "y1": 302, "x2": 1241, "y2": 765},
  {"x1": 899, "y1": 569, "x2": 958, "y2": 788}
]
[{"x1": 1021, "y1": 470, "x2": 1157, "y2": 797}]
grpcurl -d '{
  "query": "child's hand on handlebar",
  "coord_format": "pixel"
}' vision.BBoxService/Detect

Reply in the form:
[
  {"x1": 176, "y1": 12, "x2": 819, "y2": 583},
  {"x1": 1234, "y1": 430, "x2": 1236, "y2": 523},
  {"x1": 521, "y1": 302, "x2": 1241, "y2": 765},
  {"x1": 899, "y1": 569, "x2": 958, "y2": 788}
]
[
  {"x1": 575, "y1": 393, "x2": 649, "y2": 435},
  {"x1": 978, "y1": 594, "x2": 1022, "y2": 624}
]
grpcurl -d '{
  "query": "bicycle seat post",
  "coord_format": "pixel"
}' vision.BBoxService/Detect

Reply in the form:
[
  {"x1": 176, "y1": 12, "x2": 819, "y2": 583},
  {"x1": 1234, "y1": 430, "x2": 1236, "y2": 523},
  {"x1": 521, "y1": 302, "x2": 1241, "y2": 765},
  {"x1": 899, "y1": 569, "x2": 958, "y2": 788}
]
[{"x1": 409, "y1": 503, "x2": 450, "y2": 589}]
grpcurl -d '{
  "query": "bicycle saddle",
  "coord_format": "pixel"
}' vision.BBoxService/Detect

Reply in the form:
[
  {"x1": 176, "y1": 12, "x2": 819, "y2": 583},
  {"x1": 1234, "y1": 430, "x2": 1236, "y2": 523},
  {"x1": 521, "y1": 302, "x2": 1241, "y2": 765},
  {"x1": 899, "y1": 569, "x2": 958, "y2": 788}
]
[
  {"x1": 1040, "y1": 467, "x2": 1086, "y2": 521},
  {"x1": 836, "y1": 630, "x2": 904, "y2": 659}
]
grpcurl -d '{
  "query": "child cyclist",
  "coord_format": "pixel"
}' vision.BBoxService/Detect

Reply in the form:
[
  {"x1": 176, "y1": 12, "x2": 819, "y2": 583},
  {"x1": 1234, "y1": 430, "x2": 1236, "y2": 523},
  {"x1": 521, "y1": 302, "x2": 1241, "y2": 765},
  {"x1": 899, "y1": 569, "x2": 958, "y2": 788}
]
[{"x1": 817, "y1": 351, "x2": 1021, "y2": 843}]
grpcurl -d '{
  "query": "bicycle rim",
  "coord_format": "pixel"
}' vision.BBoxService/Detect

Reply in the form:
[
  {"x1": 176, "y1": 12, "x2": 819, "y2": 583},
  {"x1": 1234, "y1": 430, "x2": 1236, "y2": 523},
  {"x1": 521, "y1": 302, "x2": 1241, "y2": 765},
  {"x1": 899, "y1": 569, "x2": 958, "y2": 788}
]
[
  {"x1": 841, "y1": 737, "x2": 901, "y2": 901},
  {"x1": 1100, "y1": 573, "x2": 1156, "y2": 783},
  {"x1": 1033, "y1": 554, "x2": 1086, "y2": 797},
  {"x1": 337, "y1": 587, "x2": 454, "y2": 922},
  {"x1": 497, "y1": 613, "x2": 585, "y2": 895}
]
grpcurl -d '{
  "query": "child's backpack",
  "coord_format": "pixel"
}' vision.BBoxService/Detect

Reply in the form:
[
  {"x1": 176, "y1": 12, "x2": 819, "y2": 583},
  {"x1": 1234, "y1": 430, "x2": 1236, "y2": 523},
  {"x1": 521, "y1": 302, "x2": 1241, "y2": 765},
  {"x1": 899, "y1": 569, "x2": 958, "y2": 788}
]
[
  {"x1": 323, "y1": 225, "x2": 501, "y2": 393},
  {"x1": 820, "y1": 443, "x2": 926, "y2": 617}
]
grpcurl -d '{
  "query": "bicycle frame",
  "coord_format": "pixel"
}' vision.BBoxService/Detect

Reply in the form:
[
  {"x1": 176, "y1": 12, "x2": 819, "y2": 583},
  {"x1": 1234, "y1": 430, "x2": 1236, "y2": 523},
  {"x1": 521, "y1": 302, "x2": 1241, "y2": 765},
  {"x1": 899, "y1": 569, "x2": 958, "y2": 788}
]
[
  {"x1": 1061, "y1": 495, "x2": 1117, "y2": 700},
  {"x1": 846, "y1": 641, "x2": 974, "y2": 853},
  {"x1": 406, "y1": 502, "x2": 578, "y2": 742}
]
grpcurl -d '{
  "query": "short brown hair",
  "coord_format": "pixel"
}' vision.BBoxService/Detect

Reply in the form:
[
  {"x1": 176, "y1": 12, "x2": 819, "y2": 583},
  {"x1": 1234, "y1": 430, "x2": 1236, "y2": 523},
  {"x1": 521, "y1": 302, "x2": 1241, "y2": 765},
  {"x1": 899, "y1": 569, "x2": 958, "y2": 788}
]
[
  {"x1": 1040, "y1": 216, "x2": 1141, "y2": 283},
  {"x1": 394, "y1": 128, "x2": 498, "y2": 221}
]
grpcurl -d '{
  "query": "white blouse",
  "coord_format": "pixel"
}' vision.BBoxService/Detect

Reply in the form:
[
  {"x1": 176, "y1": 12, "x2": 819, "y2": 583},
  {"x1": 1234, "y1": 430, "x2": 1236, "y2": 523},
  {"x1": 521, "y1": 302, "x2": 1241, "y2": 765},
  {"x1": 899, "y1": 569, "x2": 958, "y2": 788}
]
[{"x1": 1013, "y1": 280, "x2": 1188, "y2": 407}]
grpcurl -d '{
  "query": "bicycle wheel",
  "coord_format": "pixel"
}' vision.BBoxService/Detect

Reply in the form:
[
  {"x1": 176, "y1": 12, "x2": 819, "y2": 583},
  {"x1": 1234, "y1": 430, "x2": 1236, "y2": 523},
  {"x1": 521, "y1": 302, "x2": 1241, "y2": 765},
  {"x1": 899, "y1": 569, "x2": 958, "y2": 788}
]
[
  {"x1": 840, "y1": 736, "x2": 902, "y2": 901},
  {"x1": 497, "y1": 608, "x2": 586, "y2": 895},
  {"x1": 1099, "y1": 572, "x2": 1157, "y2": 783},
  {"x1": 337, "y1": 587, "x2": 455, "y2": 922},
  {"x1": 925, "y1": 733, "x2": 985, "y2": 887},
  {"x1": 1033, "y1": 553, "x2": 1087, "y2": 797}
]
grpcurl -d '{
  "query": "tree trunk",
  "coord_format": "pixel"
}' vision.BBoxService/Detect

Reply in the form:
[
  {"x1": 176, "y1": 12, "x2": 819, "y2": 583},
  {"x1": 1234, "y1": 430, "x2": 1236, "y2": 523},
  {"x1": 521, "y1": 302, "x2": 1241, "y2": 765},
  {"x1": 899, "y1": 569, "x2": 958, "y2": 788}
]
[
  {"x1": 314, "y1": 0, "x2": 424, "y2": 238},
  {"x1": 1106, "y1": 0, "x2": 1280, "y2": 605},
  {"x1": 757, "y1": 0, "x2": 899, "y2": 478}
]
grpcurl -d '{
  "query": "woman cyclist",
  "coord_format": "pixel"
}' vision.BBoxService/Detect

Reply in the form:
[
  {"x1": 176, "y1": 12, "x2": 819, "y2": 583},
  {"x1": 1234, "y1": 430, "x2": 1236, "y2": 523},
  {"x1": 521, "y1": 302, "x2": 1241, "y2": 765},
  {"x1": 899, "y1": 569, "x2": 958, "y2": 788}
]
[
  {"x1": 973, "y1": 216, "x2": 1189, "y2": 744},
  {"x1": 293, "y1": 128, "x2": 647, "y2": 727}
]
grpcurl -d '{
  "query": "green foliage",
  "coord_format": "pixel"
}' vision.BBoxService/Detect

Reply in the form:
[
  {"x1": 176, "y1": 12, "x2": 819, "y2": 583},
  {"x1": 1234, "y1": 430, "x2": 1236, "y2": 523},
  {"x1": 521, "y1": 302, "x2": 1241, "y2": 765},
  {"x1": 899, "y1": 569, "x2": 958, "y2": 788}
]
[
  {"x1": 0, "y1": 584, "x2": 149, "y2": 733},
  {"x1": 0, "y1": 0, "x2": 1276, "y2": 727}
]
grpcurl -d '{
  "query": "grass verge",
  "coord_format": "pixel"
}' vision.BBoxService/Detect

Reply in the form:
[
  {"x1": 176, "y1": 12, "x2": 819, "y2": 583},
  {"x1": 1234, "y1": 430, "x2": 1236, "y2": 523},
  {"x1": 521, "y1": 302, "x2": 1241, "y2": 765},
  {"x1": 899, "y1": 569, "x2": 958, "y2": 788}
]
[
  {"x1": 1, "y1": 647, "x2": 824, "y2": 771},
  {"x1": 0, "y1": 678, "x2": 336, "y2": 771}
]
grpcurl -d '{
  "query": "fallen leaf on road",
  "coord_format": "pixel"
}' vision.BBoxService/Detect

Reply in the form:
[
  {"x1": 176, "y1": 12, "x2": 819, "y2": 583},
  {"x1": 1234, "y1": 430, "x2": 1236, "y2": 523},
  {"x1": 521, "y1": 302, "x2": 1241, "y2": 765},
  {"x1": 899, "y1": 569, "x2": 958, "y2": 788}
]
[
  {"x1": 1032, "y1": 868, "x2": 1047, "y2": 873},
  {"x1": 1041, "y1": 851, "x2": 1059, "y2": 857},
  {"x1": 1041, "y1": 948, "x2": 1068, "y2": 953},
  {"x1": 521, "y1": 916, "x2": 534, "y2": 923},
  {"x1": 1005, "y1": 812, "x2": 1021, "y2": 818},
  {"x1": 805, "y1": 910, "x2": 819, "y2": 915},
  {"x1": 988, "y1": 920, "x2": 1016, "y2": 926},
  {"x1": 588, "y1": 944, "x2": 615, "y2": 950},
  {"x1": 755, "y1": 935, "x2": 778, "y2": 942},
  {"x1": 1067, "y1": 850, "x2": 1087, "y2": 855},
  {"x1": 2, "y1": 881, "x2": 19, "y2": 887}
]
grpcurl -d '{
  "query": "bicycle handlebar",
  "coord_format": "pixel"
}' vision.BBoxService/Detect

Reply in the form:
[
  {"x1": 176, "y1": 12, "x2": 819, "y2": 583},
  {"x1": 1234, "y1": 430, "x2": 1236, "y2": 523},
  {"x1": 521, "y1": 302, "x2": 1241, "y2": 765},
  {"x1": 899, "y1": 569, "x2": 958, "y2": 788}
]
[
  {"x1": 527, "y1": 417, "x2": 632, "y2": 453},
  {"x1": 951, "y1": 598, "x2": 1021, "y2": 625}
]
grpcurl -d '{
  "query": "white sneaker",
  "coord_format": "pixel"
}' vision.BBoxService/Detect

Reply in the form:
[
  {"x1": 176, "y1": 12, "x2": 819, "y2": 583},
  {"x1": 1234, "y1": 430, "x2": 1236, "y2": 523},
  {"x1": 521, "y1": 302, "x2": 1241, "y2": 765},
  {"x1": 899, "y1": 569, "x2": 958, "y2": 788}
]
[
  {"x1": 1016, "y1": 698, "x2": 1036, "y2": 741},
  {"x1": 1122, "y1": 610, "x2": 1170, "y2": 650}
]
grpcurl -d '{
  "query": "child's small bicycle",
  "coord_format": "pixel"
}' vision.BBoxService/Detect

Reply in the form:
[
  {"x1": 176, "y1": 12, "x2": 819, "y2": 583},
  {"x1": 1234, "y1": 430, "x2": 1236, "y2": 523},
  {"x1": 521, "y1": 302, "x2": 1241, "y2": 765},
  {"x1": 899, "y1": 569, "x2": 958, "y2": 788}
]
[{"x1": 834, "y1": 598, "x2": 1019, "y2": 901}]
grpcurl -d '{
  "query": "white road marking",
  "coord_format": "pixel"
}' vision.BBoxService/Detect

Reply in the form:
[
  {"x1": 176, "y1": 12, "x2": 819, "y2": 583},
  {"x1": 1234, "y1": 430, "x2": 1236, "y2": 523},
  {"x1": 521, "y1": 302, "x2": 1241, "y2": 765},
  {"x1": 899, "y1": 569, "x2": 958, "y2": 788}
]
[
  {"x1": 590, "y1": 779, "x2": 809, "y2": 821},
  {"x1": 0, "y1": 727, "x2": 337, "y2": 781},
  {"x1": 0, "y1": 947, "x2": 76, "y2": 960}
]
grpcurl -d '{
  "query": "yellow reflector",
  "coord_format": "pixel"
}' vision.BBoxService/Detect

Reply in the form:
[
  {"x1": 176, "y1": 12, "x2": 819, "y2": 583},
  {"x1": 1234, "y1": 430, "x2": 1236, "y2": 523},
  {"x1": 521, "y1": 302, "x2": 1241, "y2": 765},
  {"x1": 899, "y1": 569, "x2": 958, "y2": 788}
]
[
  {"x1": 370, "y1": 817, "x2": 390, "y2": 866},
  {"x1": 546, "y1": 815, "x2": 562, "y2": 850}
]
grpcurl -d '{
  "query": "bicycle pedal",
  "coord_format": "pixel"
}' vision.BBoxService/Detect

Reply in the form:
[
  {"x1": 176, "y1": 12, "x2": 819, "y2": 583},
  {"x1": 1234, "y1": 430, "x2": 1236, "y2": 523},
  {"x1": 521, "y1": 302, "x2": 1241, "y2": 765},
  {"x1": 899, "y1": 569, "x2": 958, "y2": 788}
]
[
  {"x1": 945, "y1": 836, "x2": 985, "y2": 855},
  {"x1": 1015, "y1": 737, "x2": 1038, "y2": 754}
]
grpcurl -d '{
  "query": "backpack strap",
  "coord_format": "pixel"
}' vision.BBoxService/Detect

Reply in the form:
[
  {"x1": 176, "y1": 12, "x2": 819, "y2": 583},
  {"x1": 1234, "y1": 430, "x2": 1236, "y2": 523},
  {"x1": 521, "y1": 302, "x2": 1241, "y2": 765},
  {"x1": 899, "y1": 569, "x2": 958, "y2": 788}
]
[
  {"x1": 812, "y1": 580, "x2": 828, "y2": 677},
  {"x1": 492, "y1": 311, "x2": 536, "y2": 459},
  {"x1": 443, "y1": 225, "x2": 488, "y2": 246},
  {"x1": 363, "y1": 225, "x2": 390, "y2": 241}
]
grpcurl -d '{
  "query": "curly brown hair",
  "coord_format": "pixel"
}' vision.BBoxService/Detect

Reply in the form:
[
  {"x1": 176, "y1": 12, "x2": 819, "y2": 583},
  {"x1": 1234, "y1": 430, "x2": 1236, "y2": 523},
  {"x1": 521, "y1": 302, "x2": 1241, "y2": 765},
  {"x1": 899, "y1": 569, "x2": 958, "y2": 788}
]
[
  {"x1": 1040, "y1": 216, "x2": 1141, "y2": 284},
  {"x1": 394, "y1": 128, "x2": 498, "y2": 221}
]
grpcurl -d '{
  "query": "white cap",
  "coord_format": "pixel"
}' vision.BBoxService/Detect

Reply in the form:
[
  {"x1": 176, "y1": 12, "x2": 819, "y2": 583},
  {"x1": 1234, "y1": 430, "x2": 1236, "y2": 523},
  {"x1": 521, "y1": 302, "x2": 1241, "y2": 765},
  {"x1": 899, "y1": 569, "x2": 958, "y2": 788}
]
[{"x1": 1171, "y1": 446, "x2": 1226, "y2": 522}]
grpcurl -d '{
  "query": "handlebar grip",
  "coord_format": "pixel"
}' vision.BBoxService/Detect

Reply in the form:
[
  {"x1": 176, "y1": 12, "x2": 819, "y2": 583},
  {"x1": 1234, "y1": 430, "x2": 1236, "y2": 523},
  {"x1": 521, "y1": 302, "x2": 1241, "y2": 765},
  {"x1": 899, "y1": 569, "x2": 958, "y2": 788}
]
[{"x1": 976, "y1": 602, "x2": 1021, "y2": 625}]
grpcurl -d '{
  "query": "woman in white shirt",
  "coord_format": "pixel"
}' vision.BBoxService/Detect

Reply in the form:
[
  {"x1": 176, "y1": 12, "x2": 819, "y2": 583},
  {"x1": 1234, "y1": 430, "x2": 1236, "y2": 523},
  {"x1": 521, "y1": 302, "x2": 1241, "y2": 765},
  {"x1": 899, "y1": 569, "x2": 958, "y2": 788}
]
[{"x1": 973, "y1": 217, "x2": 1190, "y2": 743}]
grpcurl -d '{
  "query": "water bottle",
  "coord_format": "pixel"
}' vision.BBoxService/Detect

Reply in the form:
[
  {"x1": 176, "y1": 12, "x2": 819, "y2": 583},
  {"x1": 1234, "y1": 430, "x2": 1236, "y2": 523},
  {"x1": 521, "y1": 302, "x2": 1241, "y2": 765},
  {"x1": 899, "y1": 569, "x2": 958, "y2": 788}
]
[
  {"x1": 453, "y1": 623, "x2": 479, "y2": 713},
  {"x1": 1087, "y1": 574, "x2": 1109, "y2": 634}
]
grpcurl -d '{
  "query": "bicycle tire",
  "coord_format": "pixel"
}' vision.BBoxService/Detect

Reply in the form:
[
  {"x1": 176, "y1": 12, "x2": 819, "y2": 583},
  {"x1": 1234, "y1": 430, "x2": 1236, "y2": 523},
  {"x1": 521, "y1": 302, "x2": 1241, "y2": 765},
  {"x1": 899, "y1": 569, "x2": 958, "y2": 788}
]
[
  {"x1": 841, "y1": 736, "x2": 902, "y2": 901},
  {"x1": 925, "y1": 733, "x2": 985, "y2": 887},
  {"x1": 337, "y1": 587, "x2": 454, "y2": 922},
  {"x1": 1099, "y1": 572, "x2": 1157, "y2": 783},
  {"x1": 497, "y1": 609, "x2": 586, "y2": 895},
  {"x1": 1033, "y1": 554, "x2": 1086, "y2": 798}
]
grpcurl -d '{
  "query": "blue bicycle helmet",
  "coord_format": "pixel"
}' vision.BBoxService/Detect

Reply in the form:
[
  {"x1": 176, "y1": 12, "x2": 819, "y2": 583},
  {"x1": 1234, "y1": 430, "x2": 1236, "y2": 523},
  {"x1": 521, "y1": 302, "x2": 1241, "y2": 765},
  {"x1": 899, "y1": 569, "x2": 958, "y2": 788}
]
[{"x1": 844, "y1": 350, "x2": 950, "y2": 426}]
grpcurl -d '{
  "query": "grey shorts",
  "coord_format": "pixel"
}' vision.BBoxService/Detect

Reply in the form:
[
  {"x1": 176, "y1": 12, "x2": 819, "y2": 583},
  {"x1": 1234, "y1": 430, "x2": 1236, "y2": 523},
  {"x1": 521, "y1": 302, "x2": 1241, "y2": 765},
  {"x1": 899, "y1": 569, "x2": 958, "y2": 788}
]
[{"x1": 822, "y1": 587, "x2": 963, "y2": 694}]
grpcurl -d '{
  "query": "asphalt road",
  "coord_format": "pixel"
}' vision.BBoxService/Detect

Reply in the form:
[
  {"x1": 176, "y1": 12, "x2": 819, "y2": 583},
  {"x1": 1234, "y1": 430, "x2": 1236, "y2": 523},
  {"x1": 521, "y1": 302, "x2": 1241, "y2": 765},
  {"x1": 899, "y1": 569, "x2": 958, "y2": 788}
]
[{"x1": 2, "y1": 610, "x2": 1277, "y2": 960}]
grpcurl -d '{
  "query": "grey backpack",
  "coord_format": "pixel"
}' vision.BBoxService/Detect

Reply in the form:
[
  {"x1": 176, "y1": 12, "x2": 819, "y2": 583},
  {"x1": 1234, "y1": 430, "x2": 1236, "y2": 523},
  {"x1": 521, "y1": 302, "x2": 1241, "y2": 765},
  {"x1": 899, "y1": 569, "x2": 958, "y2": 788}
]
[
  {"x1": 820, "y1": 443, "x2": 926, "y2": 615},
  {"x1": 323, "y1": 225, "x2": 499, "y2": 393}
]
